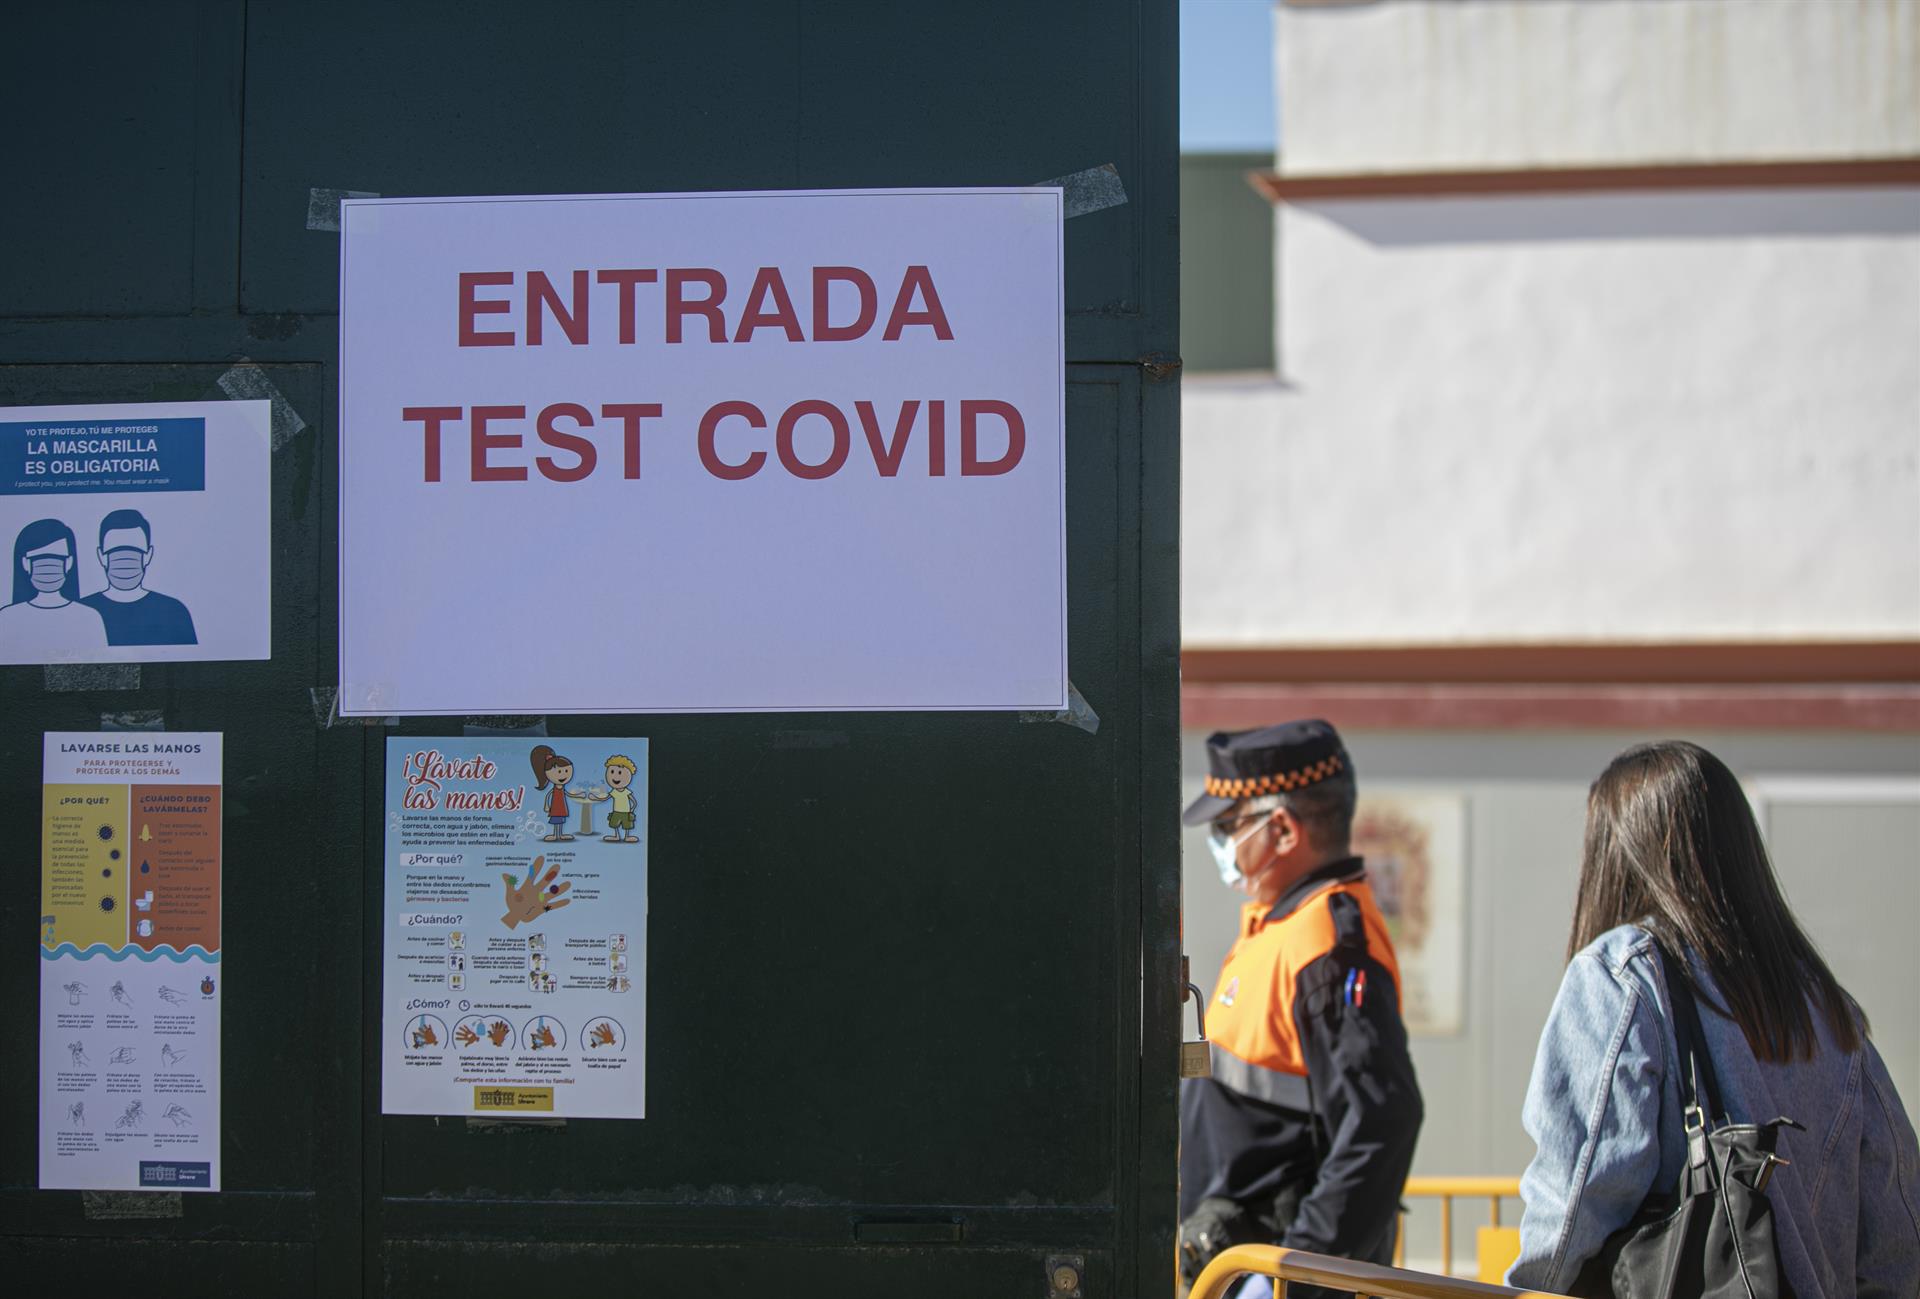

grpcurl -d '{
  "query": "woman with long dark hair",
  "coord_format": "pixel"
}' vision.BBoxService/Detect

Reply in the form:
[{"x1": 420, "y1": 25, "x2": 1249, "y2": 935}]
[{"x1": 1509, "y1": 741, "x2": 1918, "y2": 1296}]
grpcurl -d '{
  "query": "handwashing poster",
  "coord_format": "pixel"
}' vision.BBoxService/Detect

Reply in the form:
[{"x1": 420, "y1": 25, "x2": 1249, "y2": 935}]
[
  {"x1": 39, "y1": 732, "x2": 222, "y2": 1191},
  {"x1": 1, "y1": 400, "x2": 272, "y2": 665},
  {"x1": 381, "y1": 737, "x2": 647, "y2": 1118}
]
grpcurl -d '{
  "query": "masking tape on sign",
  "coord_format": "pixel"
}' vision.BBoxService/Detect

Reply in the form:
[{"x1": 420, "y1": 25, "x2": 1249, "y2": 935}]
[
  {"x1": 216, "y1": 360, "x2": 308, "y2": 451},
  {"x1": 1018, "y1": 681, "x2": 1100, "y2": 734},
  {"x1": 100, "y1": 709, "x2": 166, "y2": 732},
  {"x1": 463, "y1": 717, "x2": 550, "y2": 737},
  {"x1": 45, "y1": 664, "x2": 141, "y2": 693},
  {"x1": 306, "y1": 187, "x2": 380, "y2": 232},
  {"x1": 1033, "y1": 164, "x2": 1127, "y2": 219},
  {"x1": 309, "y1": 685, "x2": 398, "y2": 730}
]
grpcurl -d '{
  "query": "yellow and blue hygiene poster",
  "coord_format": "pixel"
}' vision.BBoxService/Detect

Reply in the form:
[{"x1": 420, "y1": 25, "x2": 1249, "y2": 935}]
[
  {"x1": 381, "y1": 737, "x2": 646, "y2": 1118},
  {"x1": 40, "y1": 732, "x2": 222, "y2": 1191}
]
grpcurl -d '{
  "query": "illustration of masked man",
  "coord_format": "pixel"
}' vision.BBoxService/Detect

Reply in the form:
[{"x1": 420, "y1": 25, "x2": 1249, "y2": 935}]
[
  {"x1": 0, "y1": 518, "x2": 108, "y2": 656},
  {"x1": 81, "y1": 508, "x2": 197, "y2": 646}
]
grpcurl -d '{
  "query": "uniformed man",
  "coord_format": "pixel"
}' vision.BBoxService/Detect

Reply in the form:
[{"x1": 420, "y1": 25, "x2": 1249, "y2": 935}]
[{"x1": 1177, "y1": 720, "x2": 1423, "y2": 1294}]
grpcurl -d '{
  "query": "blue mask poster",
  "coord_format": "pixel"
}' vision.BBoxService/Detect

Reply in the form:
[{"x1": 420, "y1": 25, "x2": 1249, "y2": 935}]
[{"x1": 0, "y1": 400, "x2": 272, "y2": 666}]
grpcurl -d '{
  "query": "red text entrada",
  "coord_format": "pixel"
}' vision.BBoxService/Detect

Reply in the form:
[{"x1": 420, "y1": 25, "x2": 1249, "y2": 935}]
[{"x1": 399, "y1": 264, "x2": 1032, "y2": 484}]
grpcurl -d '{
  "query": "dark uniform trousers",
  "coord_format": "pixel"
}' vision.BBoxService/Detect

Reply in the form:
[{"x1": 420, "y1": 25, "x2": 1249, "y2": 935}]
[{"x1": 1179, "y1": 859, "x2": 1424, "y2": 1298}]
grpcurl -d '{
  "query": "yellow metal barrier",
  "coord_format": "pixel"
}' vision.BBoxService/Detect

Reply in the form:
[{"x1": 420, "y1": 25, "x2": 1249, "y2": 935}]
[
  {"x1": 1396, "y1": 1176, "x2": 1522, "y2": 1283},
  {"x1": 1189, "y1": 1245, "x2": 1569, "y2": 1299}
]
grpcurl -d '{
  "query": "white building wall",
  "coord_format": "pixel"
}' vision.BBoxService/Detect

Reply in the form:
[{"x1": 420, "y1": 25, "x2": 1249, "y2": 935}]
[
  {"x1": 1186, "y1": 0, "x2": 1920, "y2": 648},
  {"x1": 1276, "y1": 0, "x2": 1920, "y2": 175},
  {"x1": 1182, "y1": 188, "x2": 1920, "y2": 646}
]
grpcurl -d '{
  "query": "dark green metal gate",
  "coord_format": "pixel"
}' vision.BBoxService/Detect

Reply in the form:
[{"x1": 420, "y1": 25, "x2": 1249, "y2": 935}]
[{"x1": 1, "y1": 4, "x2": 1180, "y2": 1293}]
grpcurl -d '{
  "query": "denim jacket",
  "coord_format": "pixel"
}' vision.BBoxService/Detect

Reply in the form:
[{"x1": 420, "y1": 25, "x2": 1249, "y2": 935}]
[{"x1": 1509, "y1": 923, "x2": 1920, "y2": 1297}]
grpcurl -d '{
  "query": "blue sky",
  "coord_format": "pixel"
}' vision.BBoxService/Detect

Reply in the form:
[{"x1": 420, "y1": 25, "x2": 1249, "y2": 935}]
[{"x1": 1181, "y1": 0, "x2": 1276, "y2": 153}]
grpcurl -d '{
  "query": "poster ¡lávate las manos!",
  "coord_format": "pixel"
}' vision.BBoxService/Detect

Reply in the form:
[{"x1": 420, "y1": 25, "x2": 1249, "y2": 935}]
[{"x1": 382, "y1": 737, "x2": 646, "y2": 1119}]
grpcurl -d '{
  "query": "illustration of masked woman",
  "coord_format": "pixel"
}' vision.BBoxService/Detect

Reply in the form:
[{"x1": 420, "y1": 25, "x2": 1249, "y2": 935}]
[
  {"x1": 530, "y1": 744, "x2": 575, "y2": 843},
  {"x1": 0, "y1": 519, "x2": 108, "y2": 656}
]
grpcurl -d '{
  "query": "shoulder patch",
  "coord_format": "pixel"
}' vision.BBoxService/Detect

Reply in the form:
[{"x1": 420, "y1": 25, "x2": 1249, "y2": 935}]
[{"x1": 1327, "y1": 891, "x2": 1368, "y2": 952}]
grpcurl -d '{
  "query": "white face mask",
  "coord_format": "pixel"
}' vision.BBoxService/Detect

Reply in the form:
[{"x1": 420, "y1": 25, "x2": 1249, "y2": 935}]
[
  {"x1": 28, "y1": 555, "x2": 67, "y2": 592},
  {"x1": 1207, "y1": 811, "x2": 1273, "y2": 890},
  {"x1": 104, "y1": 549, "x2": 148, "y2": 589}
]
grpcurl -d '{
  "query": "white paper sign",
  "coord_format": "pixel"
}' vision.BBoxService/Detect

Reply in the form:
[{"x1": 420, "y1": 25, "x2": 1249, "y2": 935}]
[
  {"x1": 0, "y1": 401, "x2": 272, "y2": 665},
  {"x1": 40, "y1": 733, "x2": 222, "y2": 1191},
  {"x1": 338, "y1": 189, "x2": 1065, "y2": 715}
]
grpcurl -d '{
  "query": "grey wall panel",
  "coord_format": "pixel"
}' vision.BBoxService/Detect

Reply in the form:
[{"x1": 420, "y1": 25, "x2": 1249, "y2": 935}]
[
  {"x1": 1766, "y1": 797, "x2": 1920, "y2": 1122},
  {"x1": 1179, "y1": 153, "x2": 1273, "y2": 373}
]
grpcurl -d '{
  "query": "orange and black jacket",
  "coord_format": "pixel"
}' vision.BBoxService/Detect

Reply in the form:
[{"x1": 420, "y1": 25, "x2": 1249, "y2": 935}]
[{"x1": 1179, "y1": 857, "x2": 1424, "y2": 1265}]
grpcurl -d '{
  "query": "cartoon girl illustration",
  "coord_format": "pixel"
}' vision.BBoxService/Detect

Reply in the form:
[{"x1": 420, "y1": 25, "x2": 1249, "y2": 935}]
[
  {"x1": 0, "y1": 518, "x2": 109, "y2": 656},
  {"x1": 530, "y1": 744, "x2": 575, "y2": 842}
]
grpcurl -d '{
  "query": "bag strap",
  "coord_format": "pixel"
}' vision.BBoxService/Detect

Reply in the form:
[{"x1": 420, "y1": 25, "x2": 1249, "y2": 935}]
[{"x1": 1650, "y1": 939, "x2": 1724, "y2": 1133}]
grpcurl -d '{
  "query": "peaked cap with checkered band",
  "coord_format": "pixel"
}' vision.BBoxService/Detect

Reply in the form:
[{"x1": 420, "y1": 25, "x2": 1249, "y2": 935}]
[{"x1": 1181, "y1": 719, "x2": 1353, "y2": 826}]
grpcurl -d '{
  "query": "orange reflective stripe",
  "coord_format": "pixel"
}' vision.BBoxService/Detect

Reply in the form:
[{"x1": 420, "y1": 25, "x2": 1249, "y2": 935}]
[
  {"x1": 1203, "y1": 754, "x2": 1346, "y2": 801},
  {"x1": 1204, "y1": 881, "x2": 1403, "y2": 1095}
]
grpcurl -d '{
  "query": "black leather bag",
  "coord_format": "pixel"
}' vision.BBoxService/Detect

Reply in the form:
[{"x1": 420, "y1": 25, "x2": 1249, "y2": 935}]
[{"x1": 1570, "y1": 942, "x2": 1801, "y2": 1299}]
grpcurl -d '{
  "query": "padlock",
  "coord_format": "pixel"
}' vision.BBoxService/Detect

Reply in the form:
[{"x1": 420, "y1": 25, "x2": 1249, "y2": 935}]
[
  {"x1": 1180, "y1": 966, "x2": 1212, "y2": 1079},
  {"x1": 1180, "y1": 1038, "x2": 1211, "y2": 1079}
]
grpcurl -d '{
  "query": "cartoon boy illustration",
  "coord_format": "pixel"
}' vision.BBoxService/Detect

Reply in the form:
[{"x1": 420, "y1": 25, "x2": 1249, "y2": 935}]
[
  {"x1": 81, "y1": 508, "x2": 197, "y2": 646},
  {"x1": 602, "y1": 754, "x2": 640, "y2": 843}
]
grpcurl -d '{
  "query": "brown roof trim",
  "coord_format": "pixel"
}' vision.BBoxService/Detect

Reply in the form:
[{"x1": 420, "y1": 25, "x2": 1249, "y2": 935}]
[
  {"x1": 1246, "y1": 157, "x2": 1920, "y2": 203},
  {"x1": 1182, "y1": 683, "x2": 1920, "y2": 732},
  {"x1": 1182, "y1": 642, "x2": 1920, "y2": 687}
]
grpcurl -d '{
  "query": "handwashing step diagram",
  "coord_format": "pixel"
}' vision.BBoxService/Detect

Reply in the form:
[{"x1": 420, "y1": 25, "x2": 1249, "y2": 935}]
[
  {"x1": 38, "y1": 732, "x2": 222, "y2": 1191},
  {"x1": 382, "y1": 738, "x2": 646, "y2": 1119}
]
